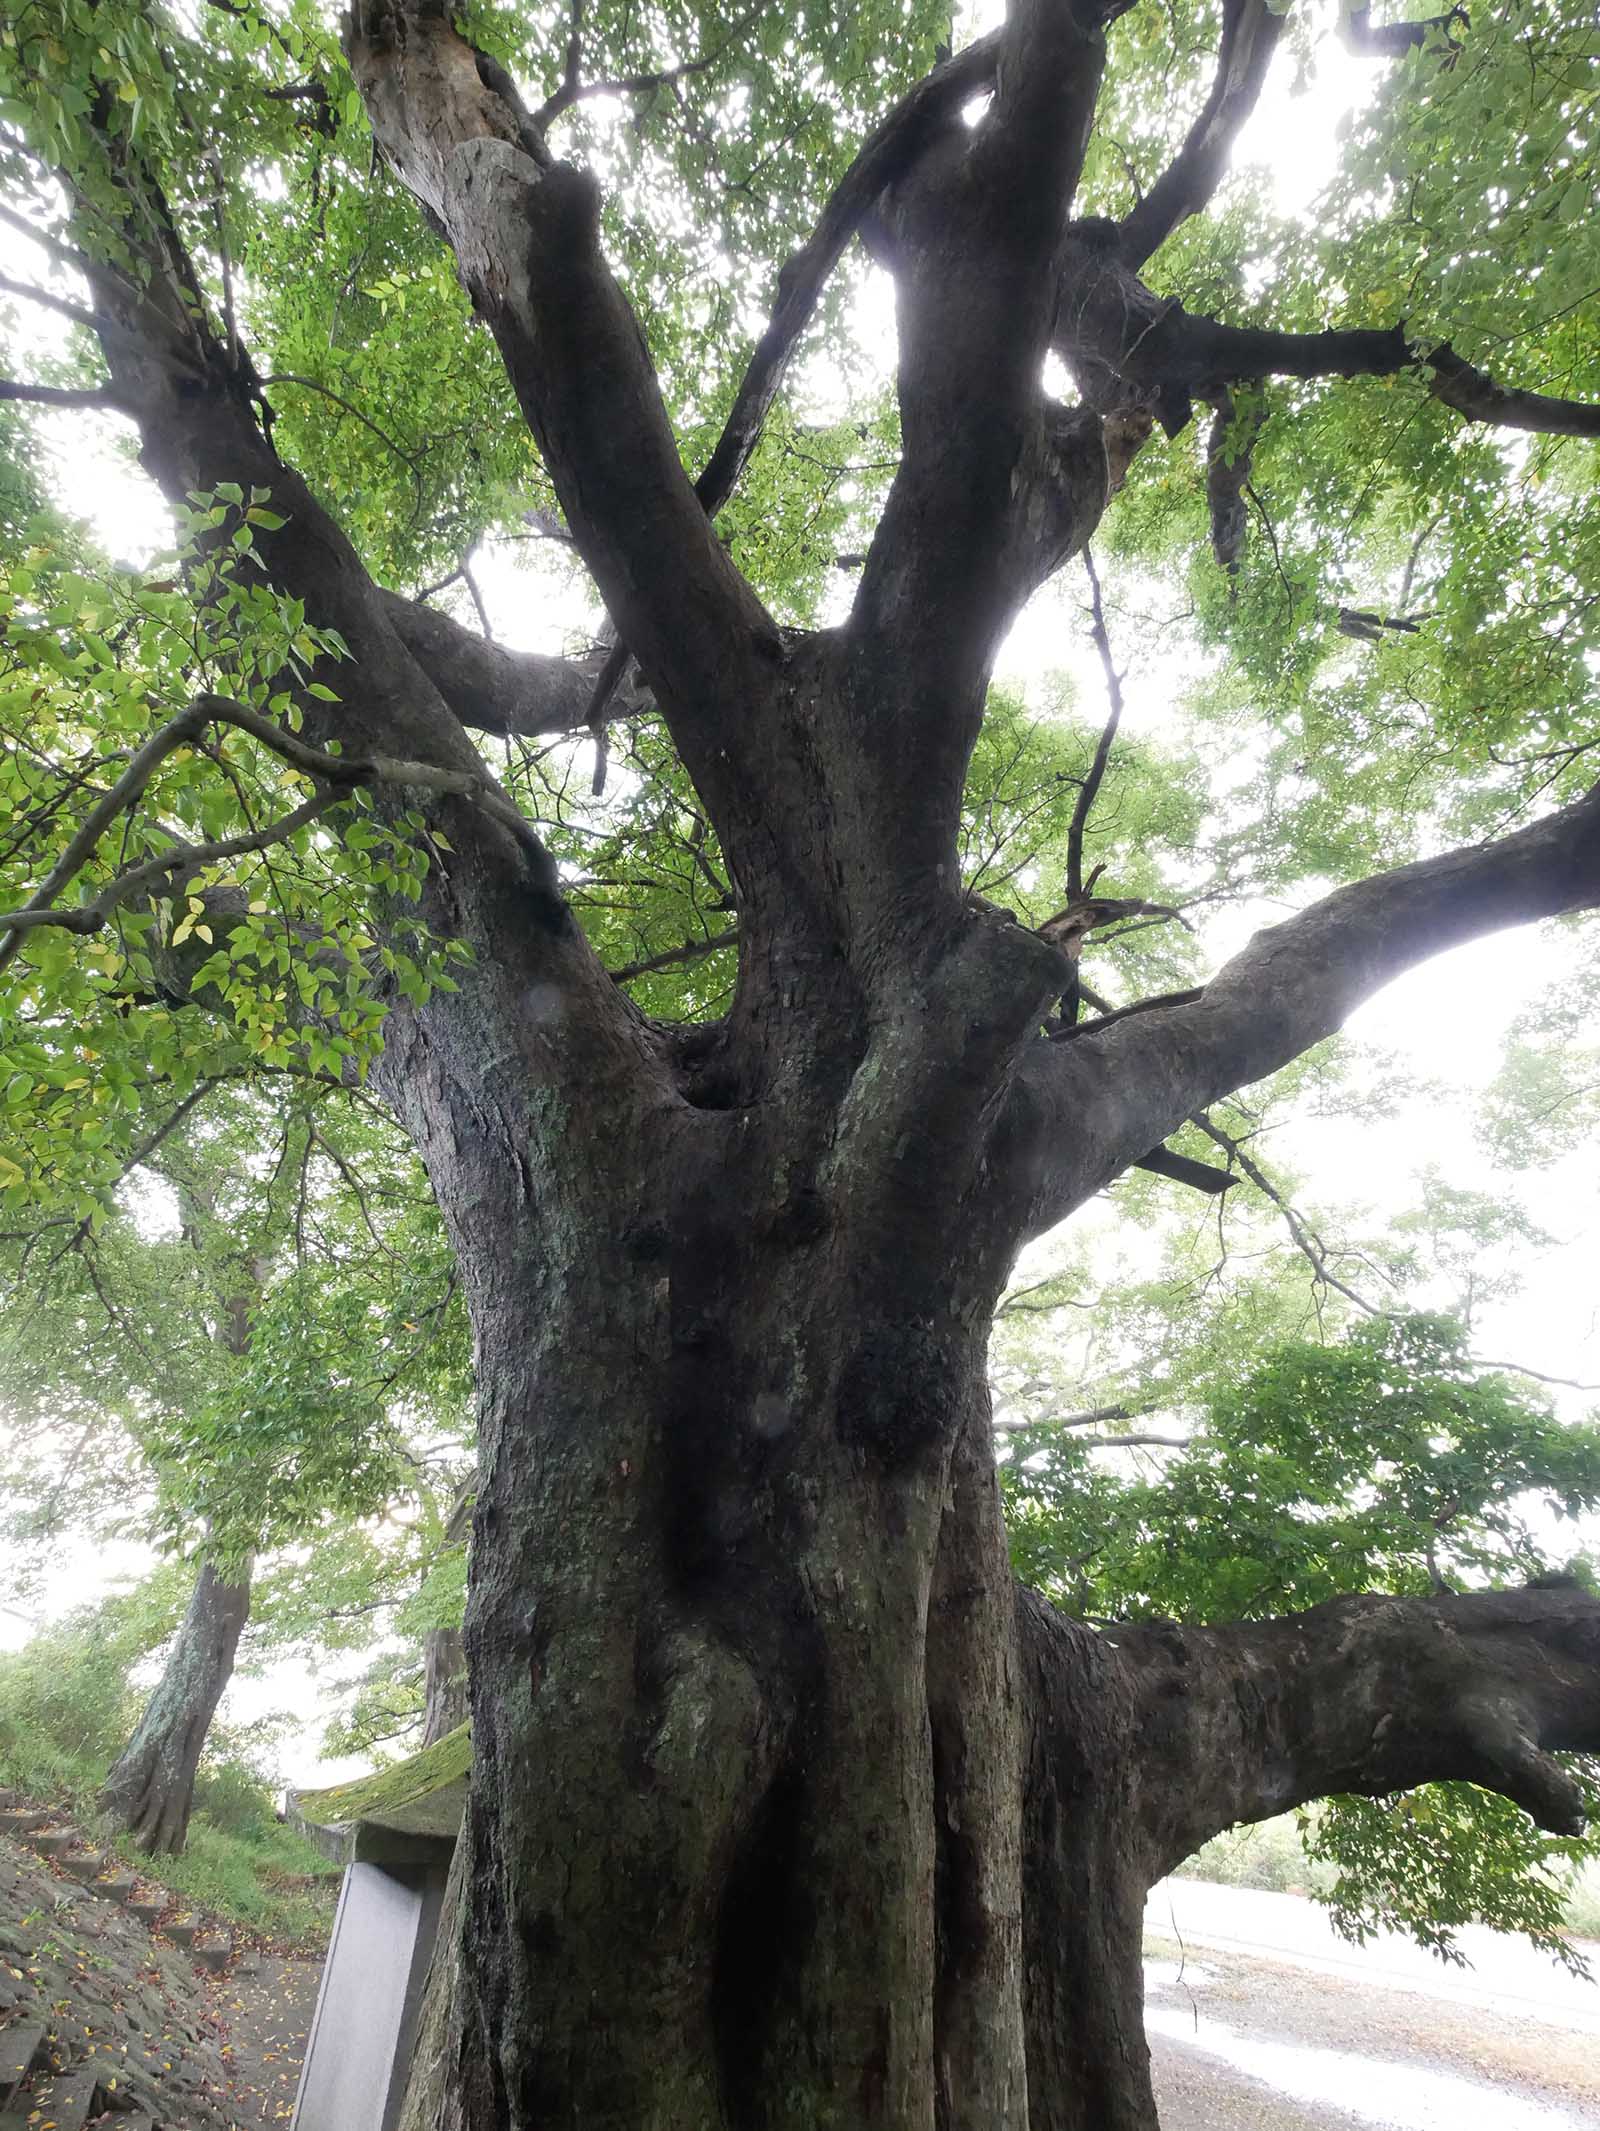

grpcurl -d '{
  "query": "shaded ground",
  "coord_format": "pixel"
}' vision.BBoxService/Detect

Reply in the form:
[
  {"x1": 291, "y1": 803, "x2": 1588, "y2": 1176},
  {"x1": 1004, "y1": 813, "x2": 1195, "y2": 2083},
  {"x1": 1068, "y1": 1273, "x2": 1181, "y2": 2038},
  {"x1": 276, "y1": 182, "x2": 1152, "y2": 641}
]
[
  {"x1": 1146, "y1": 1880, "x2": 1600, "y2": 2131},
  {"x1": 205, "y1": 1952, "x2": 320, "y2": 2127},
  {"x1": 1, "y1": 1822, "x2": 321, "y2": 2127}
]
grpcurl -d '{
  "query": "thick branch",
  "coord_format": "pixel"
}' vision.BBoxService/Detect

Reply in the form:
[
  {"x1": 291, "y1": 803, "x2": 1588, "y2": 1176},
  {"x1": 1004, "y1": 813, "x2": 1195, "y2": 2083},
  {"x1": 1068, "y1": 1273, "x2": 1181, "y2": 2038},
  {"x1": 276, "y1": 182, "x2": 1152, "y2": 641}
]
[
  {"x1": 608, "y1": 928, "x2": 739, "y2": 985},
  {"x1": 0, "y1": 268, "x2": 107, "y2": 335},
  {"x1": 1204, "y1": 387, "x2": 1265, "y2": 573},
  {"x1": 69, "y1": 145, "x2": 525, "y2": 815},
  {"x1": 22, "y1": 113, "x2": 665, "y2": 1167},
  {"x1": 1006, "y1": 778, "x2": 1600, "y2": 1238},
  {"x1": 46, "y1": 105, "x2": 666, "y2": 1096},
  {"x1": 1081, "y1": 1431, "x2": 1188, "y2": 1450},
  {"x1": 346, "y1": 1, "x2": 776, "y2": 759},
  {"x1": 1054, "y1": 246, "x2": 1411, "y2": 429},
  {"x1": 856, "y1": 4, "x2": 1112, "y2": 697},
  {"x1": 1055, "y1": 252, "x2": 1600, "y2": 442},
  {"x1": 0, "y1": 377, "x2": 123, "y2": 410},
  {"x1": 1132, "y1": 1144, "x2": 1235, "y2": 1195},
  {"x1": 570, "y1": 33, "x2": 1007, "y2": 746},
  {"x1": 1117, "y1": 0, "x2": 1284, "y2": 269},
  {"x1": 1341, "y1": 4, "x2": 1468, "y2": 58},
  {"x1": 1427, "y1": 344, "x2": 1600, "y2": 439},
  {"x1": 1115, "y1": 1585, "x2": 1600, "y2": 1872},
  {"x1": 378, "y1": 590, "x2": 650, "y2": 737},
  {"x1": 695, "y1": 30, "x2": 1002, "y2": 518}
]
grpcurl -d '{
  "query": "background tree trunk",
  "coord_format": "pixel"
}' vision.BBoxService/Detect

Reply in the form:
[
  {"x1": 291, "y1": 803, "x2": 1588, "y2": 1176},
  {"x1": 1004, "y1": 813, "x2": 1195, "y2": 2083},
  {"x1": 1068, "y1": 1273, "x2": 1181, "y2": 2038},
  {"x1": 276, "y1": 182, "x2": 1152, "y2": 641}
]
[
  {"x1": 99, "y1": 1554, "x2": 253, "y2": 1855},
  {"x1": 100, "y1": 1243, "x2": 261, "y2": 1855},
  {"x1": 421, "y1": 1625, "x2": 468, "y2": 1748}
]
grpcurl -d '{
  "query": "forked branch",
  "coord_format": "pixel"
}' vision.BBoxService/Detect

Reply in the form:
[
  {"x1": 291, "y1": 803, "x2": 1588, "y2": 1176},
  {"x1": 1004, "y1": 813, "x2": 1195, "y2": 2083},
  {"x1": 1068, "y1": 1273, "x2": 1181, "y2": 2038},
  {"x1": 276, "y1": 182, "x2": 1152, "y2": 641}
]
[
  {"x1": 1009, "y1": 777, "x2": 1600, "y2": 1240},
  {"x1": 0, "y1": 692, "x2": 551, "y2": 968},
  {"x1": 1118, "y1": 0, "x2": 1285, "y2": 269}
]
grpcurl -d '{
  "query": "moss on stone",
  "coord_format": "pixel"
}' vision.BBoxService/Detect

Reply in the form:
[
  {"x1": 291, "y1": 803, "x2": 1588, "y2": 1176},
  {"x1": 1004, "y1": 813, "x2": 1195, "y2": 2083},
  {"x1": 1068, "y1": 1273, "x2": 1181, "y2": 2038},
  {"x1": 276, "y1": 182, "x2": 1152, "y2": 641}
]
[{"x1": 294, "y1": 1722, "x2": 472, "y2": 1843}]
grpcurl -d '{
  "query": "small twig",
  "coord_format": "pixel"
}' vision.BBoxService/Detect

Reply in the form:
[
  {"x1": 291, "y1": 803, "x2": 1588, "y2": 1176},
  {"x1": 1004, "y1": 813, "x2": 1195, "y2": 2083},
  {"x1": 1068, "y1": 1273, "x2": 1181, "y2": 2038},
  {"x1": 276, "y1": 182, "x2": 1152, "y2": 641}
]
[
  {"x1": 1466, "y1": 1359, "x2": 1600, "y2": 1393},
  {"x1": 461, "y1": 550, "x2": 494, "y2": 641},
  {"x1": 262, "y1": 373, "x2": 423, "y2": 487},
  {"x1": 1069, "y1": 548, "x2": 1124, "y2": 901},
  {"x1": 609, "y1": 927, "x2": 739, "y2": 983},
  {"x1": 306, "y1": 1123, "x2": 400, "y2": 1263},
  {"x1": 1048, "y1": 985, "x2": 1204, "y2": 1041},
  {"x1": 1189, "y1": 1109, "x2": 1381, "y2": 1314},
  {"x1": 1244, "y1": 480, "x2": 1295, "y2": 614},
  {"x1": 533, "y1": 0, "x2": 765, "y2": 128},
  {"x1": 120, "y1": 1081, "x2": 220, "y2": 1176}
]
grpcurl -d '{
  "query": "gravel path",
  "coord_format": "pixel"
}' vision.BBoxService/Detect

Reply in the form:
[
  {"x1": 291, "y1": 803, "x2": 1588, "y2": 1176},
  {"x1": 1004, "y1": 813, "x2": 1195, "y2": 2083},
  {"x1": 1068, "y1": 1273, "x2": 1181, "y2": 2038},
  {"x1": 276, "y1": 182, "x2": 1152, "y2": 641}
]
[{"x1": 1146, "y1": 1913, "x2": 1600, "y2": 2130}]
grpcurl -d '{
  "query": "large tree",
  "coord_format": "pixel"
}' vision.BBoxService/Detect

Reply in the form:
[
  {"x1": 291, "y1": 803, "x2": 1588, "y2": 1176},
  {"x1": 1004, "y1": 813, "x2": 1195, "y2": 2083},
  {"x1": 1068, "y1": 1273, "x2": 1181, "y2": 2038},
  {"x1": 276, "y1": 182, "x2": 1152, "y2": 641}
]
[{"x1": 2, "y1": 0, "x2": 1600, "y2": 2124}]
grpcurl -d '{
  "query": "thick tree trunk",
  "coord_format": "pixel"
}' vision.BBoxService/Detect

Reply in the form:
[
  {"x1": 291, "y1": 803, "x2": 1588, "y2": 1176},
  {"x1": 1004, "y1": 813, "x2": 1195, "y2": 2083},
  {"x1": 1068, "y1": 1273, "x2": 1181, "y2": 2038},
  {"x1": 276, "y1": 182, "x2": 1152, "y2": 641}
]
[
  {"x1": 421, "y1": 1624, "x2": 468, "y2": 1747},
  {"x1": 99, "y1": 1555, "x2": 252, "y2": 1855},
  {"x1": 369, "y1": 926, "x2": 1044, "y2": 2129},
  {"x1": 445, "y1": 1259, "x2": 1019, "y2": 2129}
]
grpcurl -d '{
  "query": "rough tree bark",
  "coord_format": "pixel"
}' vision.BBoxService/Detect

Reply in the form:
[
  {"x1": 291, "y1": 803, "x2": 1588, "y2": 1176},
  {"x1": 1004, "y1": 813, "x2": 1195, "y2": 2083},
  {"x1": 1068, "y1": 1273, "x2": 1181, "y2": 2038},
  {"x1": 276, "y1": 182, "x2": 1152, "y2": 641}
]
[
  {"x1": 15, "y1": 0, "x2": 1600, "y2": 2121},
  {"x1": 98, "y1": 1554, "x2": 253, "y2": 1855}
]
